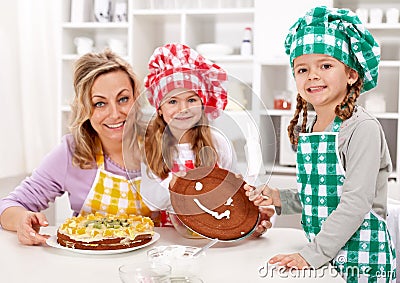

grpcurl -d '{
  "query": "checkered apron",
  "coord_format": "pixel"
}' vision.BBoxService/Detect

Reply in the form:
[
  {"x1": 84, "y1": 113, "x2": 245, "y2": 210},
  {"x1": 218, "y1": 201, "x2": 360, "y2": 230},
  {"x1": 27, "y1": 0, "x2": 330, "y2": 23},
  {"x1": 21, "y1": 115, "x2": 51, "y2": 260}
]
[
  {"x1": 297, "y1": 117, "x2": 396, "y2": 282},
  {"x1": 158, "y1": 144, "x2": 197, "y2": 227},
  {"x1": 79, "y1": 152, "x2": 151, "y2": 218}
]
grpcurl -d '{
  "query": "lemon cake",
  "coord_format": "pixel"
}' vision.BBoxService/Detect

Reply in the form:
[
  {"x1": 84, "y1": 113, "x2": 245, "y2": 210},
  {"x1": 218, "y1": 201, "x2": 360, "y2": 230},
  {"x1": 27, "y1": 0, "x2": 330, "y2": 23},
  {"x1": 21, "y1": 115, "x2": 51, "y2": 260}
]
[{"x1": 57, "y1": 213, "x2": 154, "y2": 250}]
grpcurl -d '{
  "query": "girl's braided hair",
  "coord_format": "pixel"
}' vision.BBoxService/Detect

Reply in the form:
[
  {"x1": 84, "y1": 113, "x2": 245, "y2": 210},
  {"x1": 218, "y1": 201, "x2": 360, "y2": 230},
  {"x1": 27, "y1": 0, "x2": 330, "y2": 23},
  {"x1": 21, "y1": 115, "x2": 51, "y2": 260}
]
[{"x1": 287, "y1": 78, "x2": 363, "y2": 145}]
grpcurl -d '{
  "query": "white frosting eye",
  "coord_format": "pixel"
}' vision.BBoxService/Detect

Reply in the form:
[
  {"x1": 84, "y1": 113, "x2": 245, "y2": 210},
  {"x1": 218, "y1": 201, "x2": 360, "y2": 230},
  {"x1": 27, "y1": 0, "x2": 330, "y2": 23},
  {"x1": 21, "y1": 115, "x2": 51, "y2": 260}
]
[{"x1": 195, "y1": 182, "x2": 203, "y2": 191}]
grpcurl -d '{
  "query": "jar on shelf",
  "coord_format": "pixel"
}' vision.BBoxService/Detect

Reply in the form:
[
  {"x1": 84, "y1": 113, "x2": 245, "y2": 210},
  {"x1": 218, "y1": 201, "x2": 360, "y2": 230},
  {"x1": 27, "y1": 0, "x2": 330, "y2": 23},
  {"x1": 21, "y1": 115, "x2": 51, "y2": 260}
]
[
  {"x1": 240, "y1": 27, "x2": 253, "y2": 56},
  {"x1": 273, "y1": 90, "x2": 292, "y2": 110}
]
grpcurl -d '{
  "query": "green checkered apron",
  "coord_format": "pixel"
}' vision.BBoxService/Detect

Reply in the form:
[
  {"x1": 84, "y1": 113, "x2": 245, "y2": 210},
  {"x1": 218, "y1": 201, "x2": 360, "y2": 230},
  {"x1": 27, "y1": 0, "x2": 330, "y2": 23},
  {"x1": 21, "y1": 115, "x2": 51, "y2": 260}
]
[{"x1": 297, "y1": 116, "x2": 396, "y2": 282}]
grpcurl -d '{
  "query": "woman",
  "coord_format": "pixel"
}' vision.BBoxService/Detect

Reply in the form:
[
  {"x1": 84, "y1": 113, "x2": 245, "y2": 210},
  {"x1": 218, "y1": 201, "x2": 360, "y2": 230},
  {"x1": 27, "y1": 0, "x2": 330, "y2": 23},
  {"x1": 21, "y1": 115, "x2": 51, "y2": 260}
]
[{"x1": 0, "y1": 50, "x2": 153, "y2": 245}]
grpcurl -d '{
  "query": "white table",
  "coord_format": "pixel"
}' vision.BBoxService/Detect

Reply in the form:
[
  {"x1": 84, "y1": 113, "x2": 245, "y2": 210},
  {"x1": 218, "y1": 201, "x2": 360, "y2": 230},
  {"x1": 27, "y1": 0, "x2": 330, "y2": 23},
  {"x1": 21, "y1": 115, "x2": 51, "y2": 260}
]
[{"x1": 0, "y1": 227, "x2": 345, "y2": 283}]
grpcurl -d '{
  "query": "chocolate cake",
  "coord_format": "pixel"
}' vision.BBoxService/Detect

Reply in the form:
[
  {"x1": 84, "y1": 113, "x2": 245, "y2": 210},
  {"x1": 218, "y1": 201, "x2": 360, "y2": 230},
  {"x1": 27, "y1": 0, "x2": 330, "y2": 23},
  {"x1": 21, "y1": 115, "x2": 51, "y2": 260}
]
[
  {"x1": 57, "y1": 213, "x2": 154, "y2": 250},
  {"x1": 170, "y1": 166, "x2": 259, "y2": 241}
]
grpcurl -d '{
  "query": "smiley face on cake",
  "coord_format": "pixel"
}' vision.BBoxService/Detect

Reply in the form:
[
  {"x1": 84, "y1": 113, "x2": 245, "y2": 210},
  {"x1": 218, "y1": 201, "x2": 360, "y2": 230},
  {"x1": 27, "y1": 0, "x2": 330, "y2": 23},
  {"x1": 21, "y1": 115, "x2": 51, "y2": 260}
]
[{"x1": 169, "y1": 166, "x2": 260, "y2": 241}]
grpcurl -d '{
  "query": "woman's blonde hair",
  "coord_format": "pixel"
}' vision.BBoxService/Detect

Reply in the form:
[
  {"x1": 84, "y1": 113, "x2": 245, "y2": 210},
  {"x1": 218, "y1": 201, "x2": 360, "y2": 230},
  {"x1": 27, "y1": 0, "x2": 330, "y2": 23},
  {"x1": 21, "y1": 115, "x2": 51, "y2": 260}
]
[
  {"x1": 288, "y1": 77, "x2": 362, "y2": 145},
  {"x1": 69, "y1": 49, "x2": 141, "y2": 169},
  {"x1": 144, "y1": 112, "x2": 217, "y2": 180}
]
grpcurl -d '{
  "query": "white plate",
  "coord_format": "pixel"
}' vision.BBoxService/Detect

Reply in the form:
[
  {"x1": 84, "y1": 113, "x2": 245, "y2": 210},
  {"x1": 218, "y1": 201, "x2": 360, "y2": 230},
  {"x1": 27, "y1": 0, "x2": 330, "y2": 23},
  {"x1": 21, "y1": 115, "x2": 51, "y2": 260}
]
[{"x1": 46, "y1": 232, "x2": 160, "y2": 255}]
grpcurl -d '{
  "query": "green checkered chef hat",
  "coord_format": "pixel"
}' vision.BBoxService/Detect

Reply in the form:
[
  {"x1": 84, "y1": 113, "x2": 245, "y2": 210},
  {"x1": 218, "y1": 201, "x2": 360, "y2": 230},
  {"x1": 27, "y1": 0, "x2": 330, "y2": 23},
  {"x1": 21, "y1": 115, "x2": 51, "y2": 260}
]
[{"x1": 284, "y1": 6, "x2": 380, "y2": 93}]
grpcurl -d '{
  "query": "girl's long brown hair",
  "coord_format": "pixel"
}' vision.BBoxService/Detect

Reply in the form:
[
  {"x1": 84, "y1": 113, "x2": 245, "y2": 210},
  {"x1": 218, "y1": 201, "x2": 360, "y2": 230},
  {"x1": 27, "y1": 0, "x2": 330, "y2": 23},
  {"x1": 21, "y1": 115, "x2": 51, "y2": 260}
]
[
  {"x1": 287, "y1": 78, "x2": 363, "y2": 145},
  {"x1": 144, "y1": 112, "x2": 217, "y2": 180}
]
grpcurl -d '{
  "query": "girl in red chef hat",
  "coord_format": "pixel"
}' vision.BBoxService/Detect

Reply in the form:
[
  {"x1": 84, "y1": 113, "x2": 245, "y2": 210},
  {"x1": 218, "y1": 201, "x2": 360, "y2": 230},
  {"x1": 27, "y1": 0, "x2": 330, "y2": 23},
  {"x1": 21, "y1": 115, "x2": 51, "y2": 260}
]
[{"x1": 140, "y1": 43, "x2": 273, "y2": 236}]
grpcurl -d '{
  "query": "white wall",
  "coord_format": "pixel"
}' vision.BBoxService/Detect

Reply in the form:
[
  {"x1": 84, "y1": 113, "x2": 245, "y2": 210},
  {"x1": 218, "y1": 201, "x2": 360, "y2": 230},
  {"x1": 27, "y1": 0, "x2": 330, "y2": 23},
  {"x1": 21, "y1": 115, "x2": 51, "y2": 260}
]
[
  {"x1": 0, "y1": 2, "x2": 26, "y2": 177},
  {"x1": 0, "y1": 1, "x2": 59, "y2": 179}
]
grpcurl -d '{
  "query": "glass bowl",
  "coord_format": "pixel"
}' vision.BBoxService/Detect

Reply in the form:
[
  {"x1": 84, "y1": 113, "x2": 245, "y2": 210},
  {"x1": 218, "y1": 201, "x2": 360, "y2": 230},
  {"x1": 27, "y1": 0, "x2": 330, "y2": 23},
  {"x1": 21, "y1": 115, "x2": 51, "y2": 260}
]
[
  {"x1": 169, "y1": 213, "x2": 205, "y2": 239},
  {"x1": 160, "y1": 276, "x2": 203, "y2": 283},
  {"x1": 147, "y1": 245, "x2": 205, "y2": 277},
  {"x1": 118, "y1": 262, "x2": 171, "y2": 283}
]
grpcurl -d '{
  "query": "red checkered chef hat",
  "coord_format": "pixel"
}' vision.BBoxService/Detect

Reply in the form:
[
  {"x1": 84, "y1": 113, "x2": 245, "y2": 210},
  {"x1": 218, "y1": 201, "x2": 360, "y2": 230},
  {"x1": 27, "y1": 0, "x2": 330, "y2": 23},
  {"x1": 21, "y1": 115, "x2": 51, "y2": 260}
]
[{"x1": 144, "y1": 43, "x2": 228, "y2": 119}]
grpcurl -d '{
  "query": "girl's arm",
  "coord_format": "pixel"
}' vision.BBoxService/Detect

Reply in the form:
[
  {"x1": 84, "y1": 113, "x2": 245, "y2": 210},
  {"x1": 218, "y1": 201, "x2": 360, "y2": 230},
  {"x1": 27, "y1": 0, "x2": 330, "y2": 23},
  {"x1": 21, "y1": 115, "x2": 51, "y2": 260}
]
[
  {"x1": 140, "y1": 162, "x2": 173, "y2": 211},
  {"x1": 211, "y1": 130, "x2": 239, "y2": 173}
]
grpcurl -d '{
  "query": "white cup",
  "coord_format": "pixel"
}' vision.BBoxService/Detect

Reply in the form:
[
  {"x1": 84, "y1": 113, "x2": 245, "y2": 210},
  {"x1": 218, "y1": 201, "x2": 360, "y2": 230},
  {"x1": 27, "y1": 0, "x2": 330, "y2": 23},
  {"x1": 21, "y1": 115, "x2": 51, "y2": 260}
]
[
  {"x1": 369, "y1": 8, "x2": 383, "y2": 24},
  {"x1": 386, "y1": 8, "x2": 399, "y2": 24},
  {"x1": 74, "y1": 37, "x2": 94, "y2": 55},
  {"x1": 355, "y1": 8, "x2": 369, "y2": 24}
]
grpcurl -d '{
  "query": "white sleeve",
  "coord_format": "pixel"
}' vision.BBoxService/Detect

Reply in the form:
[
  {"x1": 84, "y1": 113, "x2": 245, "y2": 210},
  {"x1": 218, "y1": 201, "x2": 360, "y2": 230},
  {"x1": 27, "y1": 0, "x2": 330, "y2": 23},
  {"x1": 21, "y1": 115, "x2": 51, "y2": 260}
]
[
  {"x1": 140, "y1": 162, "x2": 173, "y2": 211},
  {"x1": 140, "y1": 132, "x2": 239, "y2": 212},
  {"x1": 212, "y1": 130, "x2": 239, "y2": 174}
]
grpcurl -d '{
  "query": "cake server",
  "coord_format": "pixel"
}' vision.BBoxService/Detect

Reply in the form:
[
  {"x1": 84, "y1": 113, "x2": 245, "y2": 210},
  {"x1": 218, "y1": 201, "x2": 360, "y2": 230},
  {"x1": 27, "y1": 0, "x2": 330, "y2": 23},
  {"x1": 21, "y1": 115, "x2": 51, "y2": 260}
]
[{"x1": 192, "y1": 238, "x2": 218, "y2": 257}]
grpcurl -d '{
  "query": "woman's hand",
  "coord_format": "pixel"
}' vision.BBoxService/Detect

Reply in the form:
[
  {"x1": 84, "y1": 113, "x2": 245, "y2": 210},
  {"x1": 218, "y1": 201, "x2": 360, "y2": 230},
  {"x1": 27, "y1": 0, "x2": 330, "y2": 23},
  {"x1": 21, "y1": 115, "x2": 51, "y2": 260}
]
[
  {"x1": 17, "y1": 211, "x2": 50, "y2": 245},
  {"x1": 1, "y1": 207, "x2": 50, "y2": 245},
  {"x1": 269, "y1": 253, "x2": 310, "y2": 270},
  {"x1": 251, "y1": 207, "x2": 275, "y2": 238}
]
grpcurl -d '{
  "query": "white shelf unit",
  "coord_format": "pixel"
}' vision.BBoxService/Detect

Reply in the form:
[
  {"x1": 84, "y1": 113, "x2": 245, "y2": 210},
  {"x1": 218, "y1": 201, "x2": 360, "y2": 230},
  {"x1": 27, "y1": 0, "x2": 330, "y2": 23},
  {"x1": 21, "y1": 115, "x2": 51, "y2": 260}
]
[
  {"x1": 58, "y1": 0, "x2": 256, "y2": 173},
  {"x1": 59, "y1": 0, "x2": 400, "y2": 182},
  {"x1": 58, "y1": 0, "x2": 132, "y2": 140},
  {"x1": 254, "y1": 0, "x2": 400, "y2": 181},
  {"x1": 130, "y1": 6, "x2": 256, "y2": 172},
  {"x1": 130, "y1": 9, "x2": 255, "y2": 81}
]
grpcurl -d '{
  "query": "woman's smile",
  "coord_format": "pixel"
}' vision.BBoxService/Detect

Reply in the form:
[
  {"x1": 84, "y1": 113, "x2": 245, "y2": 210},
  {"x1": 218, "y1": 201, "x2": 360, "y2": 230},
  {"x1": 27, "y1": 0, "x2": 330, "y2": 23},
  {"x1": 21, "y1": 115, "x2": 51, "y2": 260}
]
[{"x1": 105, "y1": 121, "x2": 125, "y2": 129}]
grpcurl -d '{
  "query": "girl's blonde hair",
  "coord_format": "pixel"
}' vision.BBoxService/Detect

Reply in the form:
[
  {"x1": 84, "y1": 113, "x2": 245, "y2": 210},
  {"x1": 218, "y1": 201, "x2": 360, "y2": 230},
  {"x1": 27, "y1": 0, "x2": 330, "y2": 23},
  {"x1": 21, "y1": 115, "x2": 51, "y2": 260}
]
[
  {"x1": 69, "y1": 49, "x2": 142, "y2": 169},
  {"x1": 144, "y1": 112, "x2": 217, "y2": 180},
  {"x1": 287, "y1": 77, "x2": 363, "y2": 145}
]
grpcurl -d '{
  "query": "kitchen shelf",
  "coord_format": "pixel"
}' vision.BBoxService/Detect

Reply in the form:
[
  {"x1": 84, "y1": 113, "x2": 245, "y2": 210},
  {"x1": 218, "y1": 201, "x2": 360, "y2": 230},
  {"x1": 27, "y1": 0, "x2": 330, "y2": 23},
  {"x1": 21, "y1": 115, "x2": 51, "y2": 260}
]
[
  {"x1": 59, "y1": 0, "x2": 400, "y2": 182},
  {"x1": 62, "y1": 22, "x2": 129, "y2": 28},
  {"x1": 132, "y1": 8, "x2": 255, "y2": 15},
  {"x1": 58, "y1": 0, "x2": 256, "y2": 173},
  {"x1": 252, "y1": 0, "x2": 400, "y2": 181}
]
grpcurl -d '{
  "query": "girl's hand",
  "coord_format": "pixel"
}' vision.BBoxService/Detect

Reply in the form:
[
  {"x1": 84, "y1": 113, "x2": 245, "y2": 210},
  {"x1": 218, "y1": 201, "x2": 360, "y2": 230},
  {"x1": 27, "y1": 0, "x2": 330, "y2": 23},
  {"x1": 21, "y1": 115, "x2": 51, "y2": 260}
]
[
  {"x1": 269, "y1": 253, "x2": 310, "y2": 270},
  {"x1": 251, "y1": 207, "x2": 274, "y2": 237},
  {"x1": 17, "y1": 211, "x2": 50, "y2": 245},
  {"x1": 244, "y1": 184, "x2": 281, "y2": 208}
]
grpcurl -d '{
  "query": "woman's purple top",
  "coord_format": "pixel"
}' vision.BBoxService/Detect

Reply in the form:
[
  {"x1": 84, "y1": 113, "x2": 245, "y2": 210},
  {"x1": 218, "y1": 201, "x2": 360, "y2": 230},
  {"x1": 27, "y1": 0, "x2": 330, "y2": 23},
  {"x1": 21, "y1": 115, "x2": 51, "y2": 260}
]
[{"x1": 0, "y1": 134, "x2": 140, "y2": 216}]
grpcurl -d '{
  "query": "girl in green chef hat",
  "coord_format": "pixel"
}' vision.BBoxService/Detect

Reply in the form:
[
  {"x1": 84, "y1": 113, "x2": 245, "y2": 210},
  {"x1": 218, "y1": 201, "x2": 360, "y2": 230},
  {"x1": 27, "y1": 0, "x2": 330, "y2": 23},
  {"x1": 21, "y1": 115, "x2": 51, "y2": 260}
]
[{"x1": 246, "y1": 6, "x2": 396, "y2": 282}]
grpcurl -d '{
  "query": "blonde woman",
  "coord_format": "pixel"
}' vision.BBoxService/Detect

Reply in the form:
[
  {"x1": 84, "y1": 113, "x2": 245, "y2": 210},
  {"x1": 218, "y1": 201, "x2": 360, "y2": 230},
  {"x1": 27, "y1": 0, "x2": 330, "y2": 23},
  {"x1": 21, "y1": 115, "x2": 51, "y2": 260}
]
[{"x1": 0, "y1": 50, "x2": 153, "y2": 245}]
